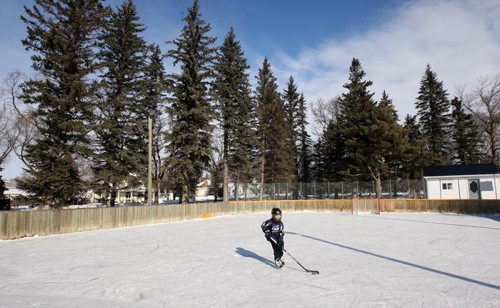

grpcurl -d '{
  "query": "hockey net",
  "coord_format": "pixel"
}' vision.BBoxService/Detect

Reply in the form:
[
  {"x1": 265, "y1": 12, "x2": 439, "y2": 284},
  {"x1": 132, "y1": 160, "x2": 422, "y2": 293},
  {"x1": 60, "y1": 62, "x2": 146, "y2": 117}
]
[{"x1": 352, "y1": 198, "x2": 381, "y2": 215}]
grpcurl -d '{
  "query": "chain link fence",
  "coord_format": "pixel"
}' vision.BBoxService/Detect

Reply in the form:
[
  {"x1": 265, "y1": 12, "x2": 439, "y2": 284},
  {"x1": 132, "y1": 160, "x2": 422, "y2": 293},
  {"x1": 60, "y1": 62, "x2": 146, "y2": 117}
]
[{"x1": 214, "y1": 180, "x2": 425, "y2": 201}]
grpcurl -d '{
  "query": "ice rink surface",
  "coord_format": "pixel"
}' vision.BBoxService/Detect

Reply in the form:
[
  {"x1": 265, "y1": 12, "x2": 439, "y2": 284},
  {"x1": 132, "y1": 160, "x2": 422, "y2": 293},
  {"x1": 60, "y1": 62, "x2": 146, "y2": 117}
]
[{"x1": 1, "y1": 212, "x2": 499, "y2": 307}]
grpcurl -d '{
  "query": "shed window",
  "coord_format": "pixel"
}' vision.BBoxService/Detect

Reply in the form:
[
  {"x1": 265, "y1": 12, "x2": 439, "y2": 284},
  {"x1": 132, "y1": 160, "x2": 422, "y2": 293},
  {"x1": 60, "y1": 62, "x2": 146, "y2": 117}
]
[
  {"x1": 442, "y1": 183, "x2": 453, "y2": 190},
  {"x1": 481, "y1": 181, "x2": 494, "y2": 191}
]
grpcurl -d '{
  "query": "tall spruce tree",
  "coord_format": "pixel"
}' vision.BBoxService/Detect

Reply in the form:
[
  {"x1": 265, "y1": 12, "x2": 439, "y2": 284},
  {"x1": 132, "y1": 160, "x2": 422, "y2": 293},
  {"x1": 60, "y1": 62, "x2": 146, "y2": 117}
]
[
  {"x1": 213, "y1": 28, "x2": 255, "y2": 202},
  {"x1": 297, "y1": 93, "x2": 312, "y2": 183},
  {"x1": 379, "y1": 91, "x2": 398, "y2": 122},
  {"x1": 166, "y1": 0, "x2": 216, "y2": 203},
  {"x1": 338, "y1": 58, "x2": 377, "y2": 181},
  {"x1": 283, "y1": 78, "x2": 312, "y2": 198},
  {"x1": 313, "y1": 121, "x2": 345, "y2": 197},
  {"x1": 283, "y1": 76, "x2": 301, "y2": 182},
  {"x1": 370, "y1": 91, "x2": 406, "y2": 196},
  {"x1": 340, "y1": 60, "x2": 404, "y2": 197},
  {"x1": 321, "y1": 120, "x2": 344, "y2": 182},
  {"x1": 92, "y1": 0, "x2": 147, "y2": 207},
  {"x1": 401, "y1": 114, "x2": 426, "y2": 180},
  {"x1": 450, "y1": 97, "x2": 481, "y2": 164},
  {"x1": 415, "y1": 64, "x2": 451, "y2": 165},
  {"x1": 255, "y1": 58, "x2": 294, "y2": 199},
  {"x1": 311, "y1": 137, "x2": 326, "y2": 182},
  {"x1": 283, "y1": 77, "x2": 312, "y2": 185},
  {"x1": 18, "y1": 0, "x2": 107, "y2": 207}
]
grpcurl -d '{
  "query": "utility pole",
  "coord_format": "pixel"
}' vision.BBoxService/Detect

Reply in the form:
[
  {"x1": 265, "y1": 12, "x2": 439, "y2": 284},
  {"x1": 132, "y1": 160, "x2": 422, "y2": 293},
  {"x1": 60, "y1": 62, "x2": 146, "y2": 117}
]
[{"x1": 147, "y1": 116, "x2": 153, "y2": 206}]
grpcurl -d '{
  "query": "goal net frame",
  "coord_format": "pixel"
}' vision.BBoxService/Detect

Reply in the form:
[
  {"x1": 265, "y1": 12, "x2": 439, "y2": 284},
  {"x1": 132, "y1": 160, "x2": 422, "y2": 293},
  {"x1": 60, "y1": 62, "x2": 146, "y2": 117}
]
[{"x1": 352, "y1": 198, "x2": 381, "y2": 215}]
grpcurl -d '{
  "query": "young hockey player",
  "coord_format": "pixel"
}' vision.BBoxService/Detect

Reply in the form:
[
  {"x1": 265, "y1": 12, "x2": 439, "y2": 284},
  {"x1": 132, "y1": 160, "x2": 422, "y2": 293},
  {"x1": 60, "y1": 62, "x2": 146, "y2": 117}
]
[{"x1": 261, "y1": 208, "x2": 285, "y2": 268}]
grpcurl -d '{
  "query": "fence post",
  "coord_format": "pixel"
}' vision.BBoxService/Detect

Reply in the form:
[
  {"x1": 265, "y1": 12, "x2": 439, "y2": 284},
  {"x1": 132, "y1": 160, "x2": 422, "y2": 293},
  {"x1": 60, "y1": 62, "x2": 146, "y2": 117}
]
[
  {"x1": 273, "y1": 183, "x2": 276, "y2": 200},
  {"x1": 356, "y1": 181, "x2": 359, "y2": 197},
  {"x1": 389, "y1": 179, "x2": 392, "y2": 198},
  {"x1": 422, "y1": 179, "x2": 427, "y2": 199},
  {"x1": 286, "y1": 183, "x2": 288, "y2": 200},
  {"x1": 327, "y1": 182, "x2": 330, "y2": 199},
  {"x1": 341, "y1": 181, "x2": 344, "y2": 198},
  {"x1": 313, "y1": 182, "x2": 316, "y2": 199}
]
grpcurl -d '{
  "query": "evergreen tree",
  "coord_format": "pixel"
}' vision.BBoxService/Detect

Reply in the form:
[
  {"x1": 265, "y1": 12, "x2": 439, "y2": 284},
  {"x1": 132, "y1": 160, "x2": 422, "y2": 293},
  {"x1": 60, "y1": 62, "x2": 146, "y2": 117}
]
[
  {"x1": 339, "y1": 59, "x2": 404, "y2": 197},
  {"x1": 283, "y1": 77, "x2": 312, "y2": 199},
  {"x1": 18, "y1": 0, "x2": 107, "y2": 207},
  {"x1": 283, "y1": 77, "x2": 312, "y2": 184},
  {"x1": 401, "y1": 114, "x2": 426, "y2": 180},
  {"x1": 321, "y1": 120, "x2": 344, "y2": 182},
  {"x1": 92, "y1": 0, "x2": 147, "y2": 207},
  {"x1": 450, "y1": 97, "x2": 482, "y2": 164},
  {"x1": 213, "y1": 28, "x2": 255, "y2": 202},
  {"x1": 338, "y1": 58, "x2": 377, "y2": 181},
  {"x1": 311, "y1": 137, "x2": 326, "y2": 182},
  {"x1": 166, "y1": 0, "x2": 216, "y2": 203},
  {"x1": 297, "y1": 93, "x2": 312, "y2": 183},
  {"x1": 415, "y1": 64, "x2": 451, "y2": 165},
  {"x1": 255, "y1": 58, "x2": 294, "y2": 199},
  {"x1": 379, "y1": 91, "x2": 398, "y2": 122},
  {"x1": 370, "y1": 91, "x2": 406, "y2": 196},
  {"x1": 0, "y1": 167, "x2": 6, "y2": 199},
  {"x1": 283, "y1": 76, "x2": 300, "y2": 181}
]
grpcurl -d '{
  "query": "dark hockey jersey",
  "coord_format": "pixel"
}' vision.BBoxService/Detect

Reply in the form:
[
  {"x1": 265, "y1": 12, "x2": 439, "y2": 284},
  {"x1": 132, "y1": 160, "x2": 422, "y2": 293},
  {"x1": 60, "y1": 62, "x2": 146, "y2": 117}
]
[{"x1": 261, "y1": 218, "x2": 284, "y2": 244}]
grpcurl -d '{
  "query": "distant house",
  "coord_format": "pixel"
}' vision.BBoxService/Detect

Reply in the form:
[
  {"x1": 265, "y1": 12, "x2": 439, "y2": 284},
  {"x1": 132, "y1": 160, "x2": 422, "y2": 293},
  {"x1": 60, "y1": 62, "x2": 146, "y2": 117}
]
[
  {"x1": 196, "y1": 179, "x2": 210, "y2": 198},
  {"x1": 4, "y1": 181, "x2": 28, "y2": 199},
  {"x1": 88, "y1": 179, "x2": 212, "y2": 204},
  {"x1": 423, "y1": 163, "x2": 500, "y2": 199}
]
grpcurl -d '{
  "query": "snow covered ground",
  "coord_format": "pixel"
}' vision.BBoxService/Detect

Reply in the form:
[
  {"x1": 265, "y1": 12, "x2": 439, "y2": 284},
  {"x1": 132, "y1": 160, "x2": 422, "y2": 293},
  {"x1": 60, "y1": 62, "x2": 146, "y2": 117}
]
[{"x1": 0, "y1": 212, "x2": 499, "y2": 307}]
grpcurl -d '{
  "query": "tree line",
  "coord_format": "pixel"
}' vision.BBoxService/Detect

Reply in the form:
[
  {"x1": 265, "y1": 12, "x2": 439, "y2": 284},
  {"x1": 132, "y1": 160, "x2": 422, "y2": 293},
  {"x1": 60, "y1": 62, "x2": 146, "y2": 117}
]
[
  {"x1": 311, "y1": 61, "x2": 498, "y2": 197},
  {"x1": 0, "y1": 0, "x2": 499, "y2": 206}
]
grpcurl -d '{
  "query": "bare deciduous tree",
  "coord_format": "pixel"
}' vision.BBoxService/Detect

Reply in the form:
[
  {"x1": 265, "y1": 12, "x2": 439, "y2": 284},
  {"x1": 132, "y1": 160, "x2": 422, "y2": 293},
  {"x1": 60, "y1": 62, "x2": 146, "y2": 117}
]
[
  {"x1": 152, "y1": 113, "x2": 170, "y2": 204},
  {"x1": 209, "y1": 127, "x2": 224, "y2": 202},
  {"x1": 0, "y1": 104, "x2": 18, "y2": 167},
  {"x1": 459, "y1": 75, "x2": 500, "y2": 164},
  {"x1": 310, "y1": 96, "x2": 341, "y2": 136},
  {"x1": 1, "y1": 70, "x2": 38, "y2": 172}
]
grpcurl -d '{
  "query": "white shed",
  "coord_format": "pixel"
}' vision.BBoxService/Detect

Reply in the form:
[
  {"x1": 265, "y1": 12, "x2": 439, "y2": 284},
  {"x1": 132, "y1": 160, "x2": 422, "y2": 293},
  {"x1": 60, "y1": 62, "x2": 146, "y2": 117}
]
[{"x1": 423, "y1": 164, "x2": 500, "y2": 200}]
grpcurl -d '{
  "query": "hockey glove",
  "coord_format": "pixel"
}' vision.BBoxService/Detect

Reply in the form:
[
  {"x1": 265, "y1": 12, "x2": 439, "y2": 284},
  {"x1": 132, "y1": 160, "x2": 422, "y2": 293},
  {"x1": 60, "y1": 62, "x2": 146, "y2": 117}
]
[{"x1": 264, "y1": 231, "x2": 271, "y2": 241}]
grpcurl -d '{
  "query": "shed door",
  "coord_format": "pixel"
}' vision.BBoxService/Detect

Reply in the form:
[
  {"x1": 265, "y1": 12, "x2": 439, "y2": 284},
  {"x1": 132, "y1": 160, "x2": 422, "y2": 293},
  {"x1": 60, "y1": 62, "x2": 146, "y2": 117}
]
[{"x1": 468, "y1": 179, "x2": 480, "y2": 199}]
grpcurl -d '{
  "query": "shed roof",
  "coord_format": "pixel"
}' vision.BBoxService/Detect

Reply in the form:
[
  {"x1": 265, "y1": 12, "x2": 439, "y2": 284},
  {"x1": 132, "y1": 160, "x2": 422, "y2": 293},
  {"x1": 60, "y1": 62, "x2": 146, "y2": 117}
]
[{"x1": 423, "y1": 163, "x2": 500, "y2": 177}]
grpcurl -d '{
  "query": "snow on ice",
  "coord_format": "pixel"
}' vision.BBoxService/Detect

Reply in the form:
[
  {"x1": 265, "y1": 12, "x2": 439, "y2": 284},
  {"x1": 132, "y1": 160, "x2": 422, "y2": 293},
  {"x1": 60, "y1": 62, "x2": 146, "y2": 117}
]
[{"x1": 0, "y1": 212, "x2": 499, "y2": 307}]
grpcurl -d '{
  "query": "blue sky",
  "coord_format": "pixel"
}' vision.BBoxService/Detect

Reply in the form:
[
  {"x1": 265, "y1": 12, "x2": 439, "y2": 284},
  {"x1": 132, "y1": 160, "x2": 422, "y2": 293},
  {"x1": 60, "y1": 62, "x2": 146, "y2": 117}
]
[
  {"x1": 2, "y1": 0, "x2": 500, "y2": 179},
  {"x1": 0, "y1": 0, "x2": 400, "y2": 74}
]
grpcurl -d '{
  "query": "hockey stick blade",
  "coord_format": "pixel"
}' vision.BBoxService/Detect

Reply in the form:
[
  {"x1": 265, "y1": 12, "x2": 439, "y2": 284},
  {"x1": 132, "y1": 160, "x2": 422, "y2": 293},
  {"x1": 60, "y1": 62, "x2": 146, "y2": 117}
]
[
  {"x1": 270, "y1": 238, "x2": 319, "y2": 275},
  {"x1": 289, "y1": 254, "x2": 320, "y2": 275}
]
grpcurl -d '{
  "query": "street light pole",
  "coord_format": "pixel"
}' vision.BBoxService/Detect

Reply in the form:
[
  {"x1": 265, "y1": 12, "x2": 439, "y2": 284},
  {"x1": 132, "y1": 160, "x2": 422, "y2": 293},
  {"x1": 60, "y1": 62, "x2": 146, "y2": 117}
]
[{"x1": 147, "y1": 116, "x2": 153, "y2": 206}]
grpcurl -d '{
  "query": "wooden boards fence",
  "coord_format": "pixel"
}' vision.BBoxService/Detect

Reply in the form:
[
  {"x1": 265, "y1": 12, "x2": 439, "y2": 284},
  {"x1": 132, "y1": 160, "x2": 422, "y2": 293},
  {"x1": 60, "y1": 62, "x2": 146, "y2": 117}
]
[{"x1": 1, "y1": 199, "x2": 498, "y2": 239}]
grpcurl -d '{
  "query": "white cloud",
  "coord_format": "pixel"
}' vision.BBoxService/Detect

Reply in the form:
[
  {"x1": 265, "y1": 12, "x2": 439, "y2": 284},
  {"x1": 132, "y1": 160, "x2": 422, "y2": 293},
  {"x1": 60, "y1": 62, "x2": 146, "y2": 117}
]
[{"x1": 272, "y1": 0, "x2": 500, "y2": 123}]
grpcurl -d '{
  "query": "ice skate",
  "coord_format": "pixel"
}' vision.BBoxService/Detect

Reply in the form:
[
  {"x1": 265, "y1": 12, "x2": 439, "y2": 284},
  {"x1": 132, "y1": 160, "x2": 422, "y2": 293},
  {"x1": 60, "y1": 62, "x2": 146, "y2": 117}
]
[{"x1": 275, "y1": 258, "x2": 284, "y2": 269}]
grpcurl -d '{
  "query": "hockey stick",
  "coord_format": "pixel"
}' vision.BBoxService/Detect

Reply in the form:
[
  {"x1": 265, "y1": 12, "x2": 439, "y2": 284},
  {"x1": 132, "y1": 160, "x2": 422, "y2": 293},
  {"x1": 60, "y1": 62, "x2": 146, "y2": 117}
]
[{"x1": 270, "y1": 237, "x2": 319, "y2": 275}]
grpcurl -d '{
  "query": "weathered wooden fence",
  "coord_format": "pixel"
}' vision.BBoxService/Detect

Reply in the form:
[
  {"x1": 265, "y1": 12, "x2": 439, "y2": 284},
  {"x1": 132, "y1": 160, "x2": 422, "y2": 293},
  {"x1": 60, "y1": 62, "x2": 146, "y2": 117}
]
[
  {"x1": 1, "y1": 199, "x2": 499, "y2": 240},
  {"x1": 377, "y1": 199, "x2": 500, "y2": 213}
]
